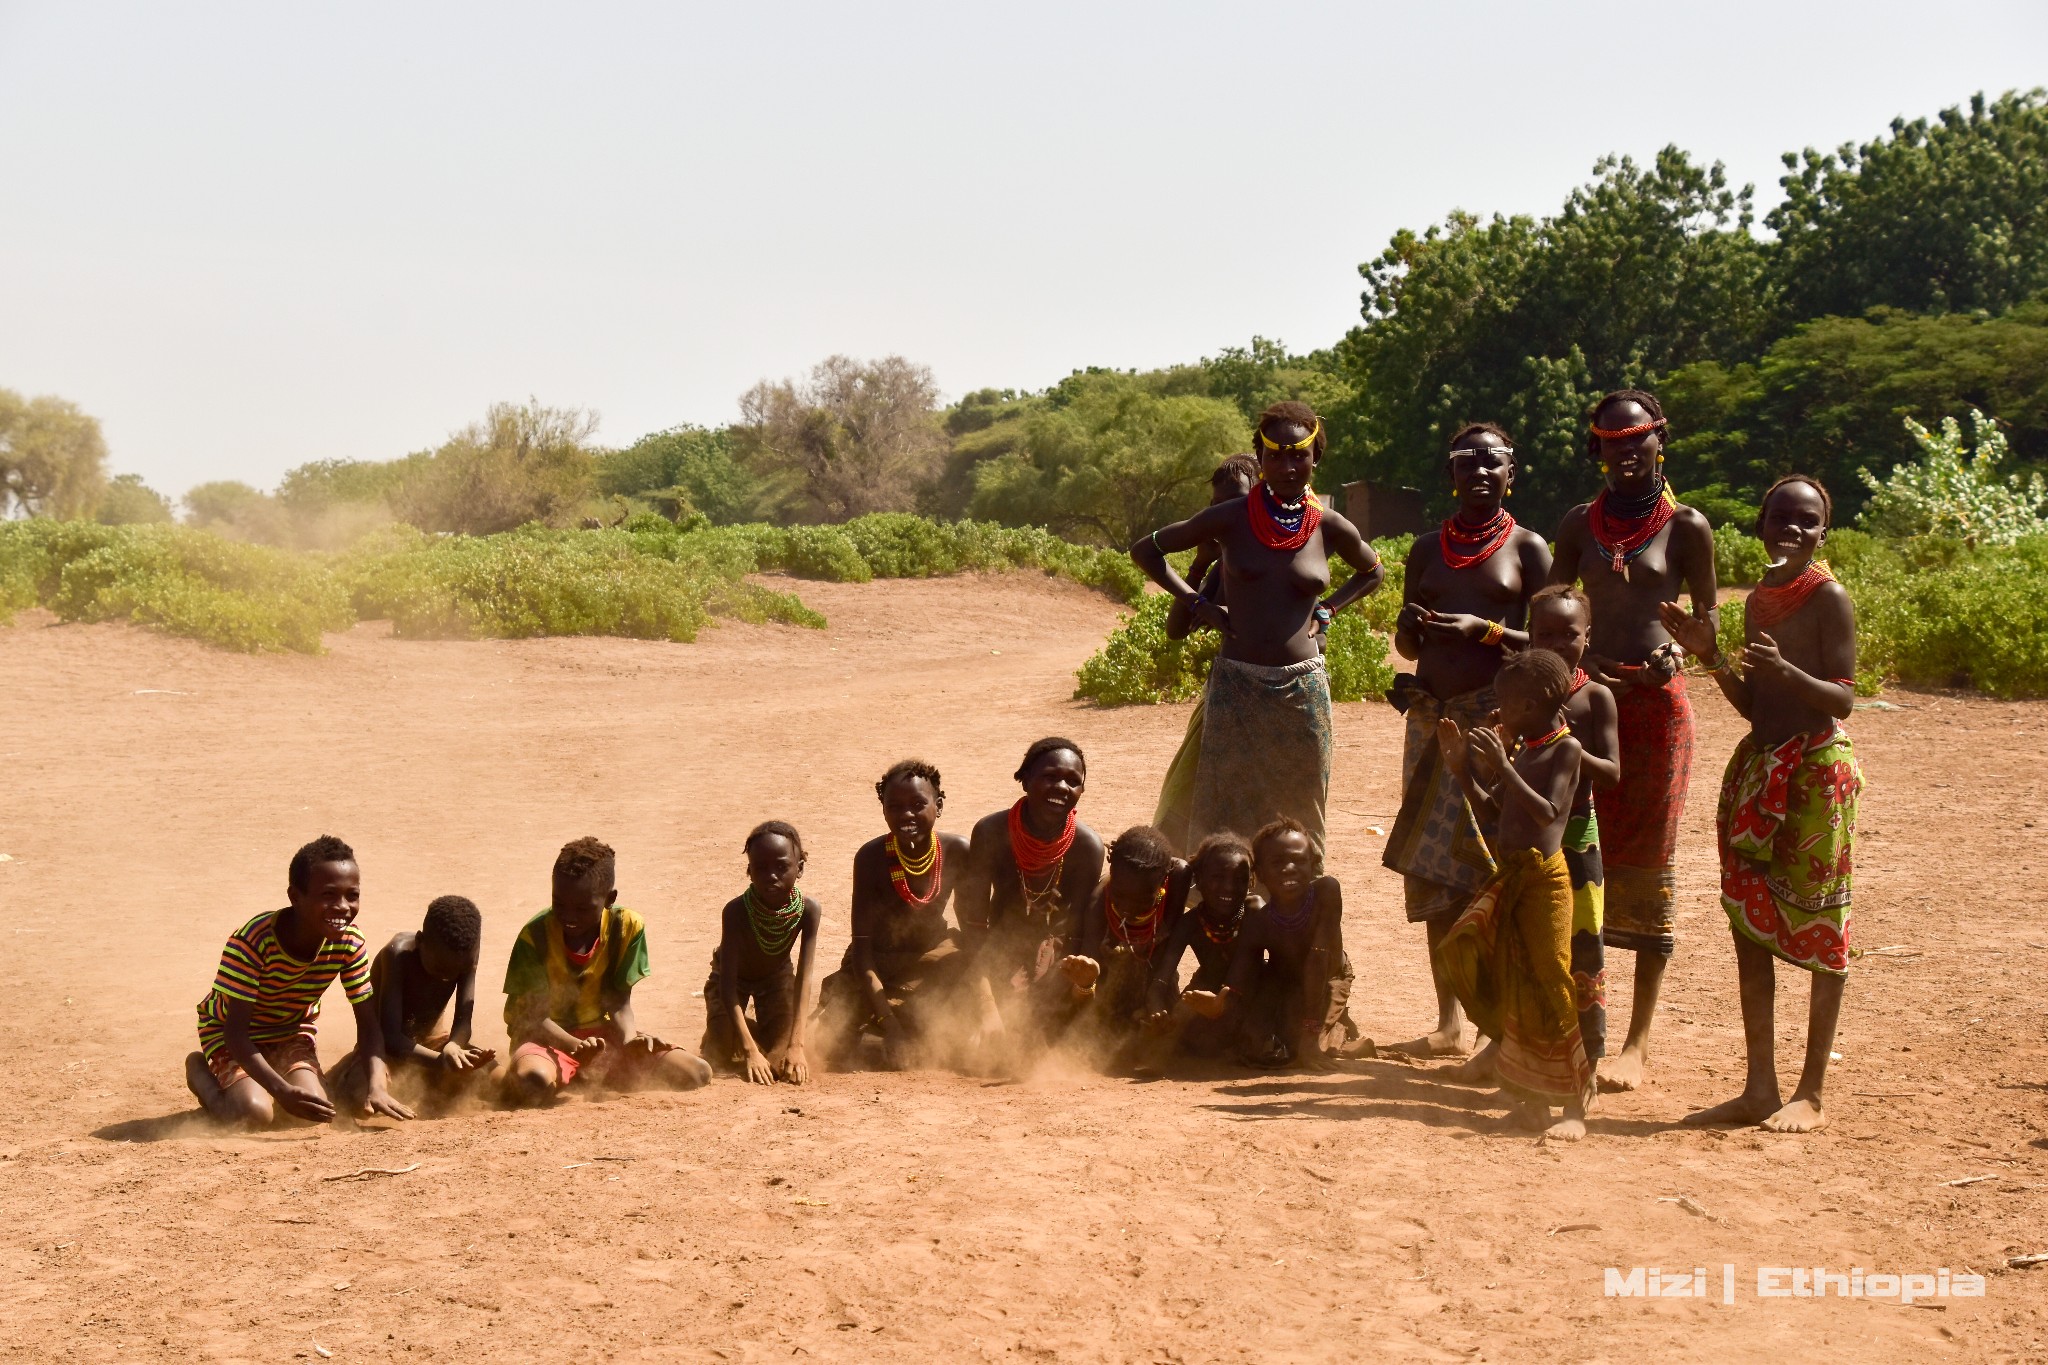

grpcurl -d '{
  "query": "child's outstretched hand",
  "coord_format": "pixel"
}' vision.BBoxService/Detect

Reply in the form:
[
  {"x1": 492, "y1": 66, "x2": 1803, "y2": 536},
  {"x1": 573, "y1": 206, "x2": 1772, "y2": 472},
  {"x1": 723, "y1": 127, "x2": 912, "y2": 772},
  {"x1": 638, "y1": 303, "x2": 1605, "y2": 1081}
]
[
  {"x1": 777, "y1": 1045, "x2": 810, "y2": 1086},
  {"x1": 569, "y1": 1034, "x2": 607, "y2": 1060},
  {"x1": 1180, "y1": 988, "x2": 1227, "y2": 1020},
  {"x1": 743, "y1": 1047, "x2": 777, "y2": 1086},
  {"x1": 439, "y1": 1040, "x2": 494, "y2": 1072},
  {"x1": 1435, "y1": 717, "x2": 1468, "y2": 780},
  {"x1": 360, "y1": 1087, "x2": 416, "y2": 1122},
  {"x1": 1467, "y1": 722, "x2": 1509, "y2": 774},
  {"x1": 275, "y1": 1078, "x2": 337, "y2": 1123},
  {"x1": 1658, "y1": 600, "x2": 1718, "y2": 660}
]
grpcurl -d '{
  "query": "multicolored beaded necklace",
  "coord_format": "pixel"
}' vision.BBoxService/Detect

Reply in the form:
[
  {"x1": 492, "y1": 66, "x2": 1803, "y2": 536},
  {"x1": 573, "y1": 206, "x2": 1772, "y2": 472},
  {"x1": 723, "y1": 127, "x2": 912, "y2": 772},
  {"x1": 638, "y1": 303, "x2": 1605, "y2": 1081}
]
[
  {"x1": 1588, "y1": 479, "x2": 1677, "y2": 580},
  {"x1": 1746, "y1": 559, "x2": 1836, "y2": 631},
  {"x1": 744, "y1": 885, "x2": 805, "y2": 957},
  {"x1": 1199, "y1": 902, "x2": 1245, "y2": 945},
  {"x1": 1248, "y1": 482, "x2": 1324, "y2": 552},
  {"x1": 1519, "y1": 722, "x2": 1571, "y2": 752},
  {"x1": 1107, "y1": 879, "x2": 1169, "y2": 956},
  {"x1": 1439, "y1": 506, "x2": 1516, "y2": 571},
  {"x1": 885, "y1": 832, "x2": 943, "y2": 907}
]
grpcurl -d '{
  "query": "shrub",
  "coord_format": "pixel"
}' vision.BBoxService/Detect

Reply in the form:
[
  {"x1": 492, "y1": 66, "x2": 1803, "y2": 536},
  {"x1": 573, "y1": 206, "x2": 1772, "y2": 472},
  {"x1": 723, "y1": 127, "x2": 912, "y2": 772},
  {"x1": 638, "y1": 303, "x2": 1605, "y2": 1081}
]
[
  {"x1": 1714, "y1": 524, "x2": 1770, "y2": 586},
  {"x1": 1860, "y1": 408, "x2": 2048, "y2": 547},
  {"x1": 0, "y1": 521, "x2": 351, "y2": 652}
]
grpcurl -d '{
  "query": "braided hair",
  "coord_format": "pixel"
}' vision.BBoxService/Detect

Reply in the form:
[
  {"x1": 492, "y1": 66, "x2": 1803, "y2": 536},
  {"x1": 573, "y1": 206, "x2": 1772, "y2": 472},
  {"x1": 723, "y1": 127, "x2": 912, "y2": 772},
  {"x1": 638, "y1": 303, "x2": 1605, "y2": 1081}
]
[
  {"x1": 1106, "y1": 825, "x2": 1176, "y2": 881},
  {"x1": 744, "y1": 820, "x2": 805, "y2": 859},
  {"x1": 876, "y1": 758, "x2": 944, "y2": 805}
]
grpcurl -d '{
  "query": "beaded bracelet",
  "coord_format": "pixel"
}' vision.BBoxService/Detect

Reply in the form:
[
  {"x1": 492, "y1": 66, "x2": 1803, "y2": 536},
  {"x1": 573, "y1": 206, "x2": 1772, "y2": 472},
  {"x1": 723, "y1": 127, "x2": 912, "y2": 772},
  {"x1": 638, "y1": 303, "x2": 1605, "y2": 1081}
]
[{"x1": 1480, "y1": 620, "x2": 1506, "y2": 646}]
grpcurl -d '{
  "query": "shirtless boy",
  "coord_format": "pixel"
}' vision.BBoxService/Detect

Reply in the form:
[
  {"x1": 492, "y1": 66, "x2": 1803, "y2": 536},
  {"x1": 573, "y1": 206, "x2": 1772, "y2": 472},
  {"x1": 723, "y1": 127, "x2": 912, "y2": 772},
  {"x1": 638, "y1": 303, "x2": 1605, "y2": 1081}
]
[{"x1": 1436, "y1": 649, "x2": 1596, "y2": 1139}]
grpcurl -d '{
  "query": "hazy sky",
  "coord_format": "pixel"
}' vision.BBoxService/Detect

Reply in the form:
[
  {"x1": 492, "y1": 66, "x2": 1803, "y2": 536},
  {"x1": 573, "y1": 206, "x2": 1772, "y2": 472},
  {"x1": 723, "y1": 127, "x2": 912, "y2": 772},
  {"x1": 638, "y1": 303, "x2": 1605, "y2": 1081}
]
[{"x1": 2, "y1": 3, "x2": 2044, "y2": 498}]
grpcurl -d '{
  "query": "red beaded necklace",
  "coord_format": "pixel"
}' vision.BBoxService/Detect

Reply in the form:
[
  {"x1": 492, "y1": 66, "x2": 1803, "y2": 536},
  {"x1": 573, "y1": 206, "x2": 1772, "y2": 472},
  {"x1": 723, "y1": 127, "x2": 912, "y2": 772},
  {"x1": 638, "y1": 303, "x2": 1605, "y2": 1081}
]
[
  {"x1": 1520, "y1": 722, "x2": 1571, "y2": 751},
  {"x1": 1746, "y1": 560, "x2": 1836, "y2": 631},
  {"x1": 1107, "y1": 879, "x2": 1169, "y2": 955},
  {"x1": 1568, "y1": 667, "x2": 1589, "y2": 695},
  {"x1": 1587, "y1": 481, "x2": 1677, "y2": 578},
  {"x1": 1008, "y1": 799, "x2": 1076, "y2": 876},
  {"x1": 1247, "y1": 482, "x2": 1324, "y2": 552},
  {"x1": 885, "y1": 833, "x2": 943, "y2": 907},
  {"x1": 1439, "y1": 506, "x2": 1515, "y2": 571}
]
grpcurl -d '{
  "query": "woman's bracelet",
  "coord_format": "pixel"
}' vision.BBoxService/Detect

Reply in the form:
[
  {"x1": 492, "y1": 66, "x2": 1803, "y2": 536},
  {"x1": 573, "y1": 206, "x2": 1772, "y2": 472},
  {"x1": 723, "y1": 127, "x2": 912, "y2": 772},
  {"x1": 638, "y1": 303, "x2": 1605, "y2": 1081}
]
[{"x1": 1479, "y1": 620, "x2": 1506, "y2": 646}]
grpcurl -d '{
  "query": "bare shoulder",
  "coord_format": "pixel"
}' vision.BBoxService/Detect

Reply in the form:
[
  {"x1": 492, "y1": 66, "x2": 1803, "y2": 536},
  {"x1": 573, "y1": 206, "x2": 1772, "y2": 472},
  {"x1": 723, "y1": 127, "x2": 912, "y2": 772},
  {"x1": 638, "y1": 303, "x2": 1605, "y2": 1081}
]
[
  {"x1": 941, "y1": 831, "x2": 973, "y2": 858},
  {"x1": 801, "y1": 896, "x2": 824, "y2": 926},
  {"x1": 1671, "y1": 505, "x2": 1717, "y2": 542},
  {"x1": 1312, "y1": 873, "x2": 1344, "y2": 908}
]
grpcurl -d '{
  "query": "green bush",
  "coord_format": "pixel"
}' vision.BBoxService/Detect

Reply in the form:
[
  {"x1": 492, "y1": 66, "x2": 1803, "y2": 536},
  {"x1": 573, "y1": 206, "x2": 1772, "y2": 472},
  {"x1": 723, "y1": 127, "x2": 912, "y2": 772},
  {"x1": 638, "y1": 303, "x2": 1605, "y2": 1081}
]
[
  {"x1": 0, "y1": 521, "x2": 351, "y2": 652},
  {"x1": 1714, "y1": 524, "x2": 1770, "y2": 586},
  {"x1": 1073, "y1": 594, "x2": 1219, "y2": 705},
  {"x1": 345, "y1": 524, "x2": 825, "y2": 642}
]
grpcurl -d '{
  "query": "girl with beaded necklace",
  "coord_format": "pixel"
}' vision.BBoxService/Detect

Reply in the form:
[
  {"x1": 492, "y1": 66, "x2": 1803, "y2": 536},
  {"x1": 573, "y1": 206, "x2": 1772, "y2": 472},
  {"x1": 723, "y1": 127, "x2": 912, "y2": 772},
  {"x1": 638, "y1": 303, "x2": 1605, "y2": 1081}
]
[
  {"x1": 1184, "y1": 818, "x2": 1365, "y2": 1069},
  {"x1": 1384, "y1": 422, "x2": 1553, "y2": 1061},
  {"x1": 701, "y1": 821, "x2": 822, "y2": 1085},
  {"x1": 957, "y1": 737, "x2": 1106, "y2": 1074},
  {"x1": 1073, "y1": 825, "x2": 1191, "y2": 1072},
  {"x1": 1147, "y1": 832, "x2": 1264, "y2": 1059},
  {"x1": 814, "y1": 760, "x2": 972, "y2": 1071}
]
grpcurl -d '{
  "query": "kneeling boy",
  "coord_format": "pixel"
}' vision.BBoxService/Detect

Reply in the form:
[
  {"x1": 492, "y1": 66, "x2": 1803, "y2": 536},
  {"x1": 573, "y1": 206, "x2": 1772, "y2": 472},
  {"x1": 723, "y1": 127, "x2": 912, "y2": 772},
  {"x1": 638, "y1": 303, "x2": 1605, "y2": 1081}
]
[
  {"x1": 186, "y1": 835, "x2": 413, "y2": 1128},
  {"x1": 504, "y1": 837, "x2": 711, "y2": 1102}
]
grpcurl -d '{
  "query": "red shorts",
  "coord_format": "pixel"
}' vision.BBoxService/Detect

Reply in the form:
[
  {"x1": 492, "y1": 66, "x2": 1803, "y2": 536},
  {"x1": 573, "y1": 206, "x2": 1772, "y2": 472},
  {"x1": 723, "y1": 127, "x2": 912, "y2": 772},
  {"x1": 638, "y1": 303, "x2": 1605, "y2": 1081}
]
[
  {"x1": 513, "y1": 1027, "x2": 612, "y2": 1087},
  {"x1": 206, "y1": 1035, "x2": 321, "y2": 1091}
]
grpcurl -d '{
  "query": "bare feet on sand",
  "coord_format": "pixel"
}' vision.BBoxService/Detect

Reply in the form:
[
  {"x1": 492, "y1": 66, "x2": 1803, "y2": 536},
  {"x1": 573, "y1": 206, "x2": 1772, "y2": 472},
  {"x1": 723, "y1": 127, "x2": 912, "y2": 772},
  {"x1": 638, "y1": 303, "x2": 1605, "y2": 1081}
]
[
  {"x1": 1597, "y1": 1044, "x2": 1647, "y2": 1092},
  {"x1": 1683, "y1": 1087, "x2": 1781, "y2": 1127},
  {"x1": 1544, "y1": 1114, "x2": 1587, "y2": 1142},
  {"x1": 1391, "y1": 1028, "x2": 1467, "y2": 1059},
  {"x1": 1440, "y1": 1038, "x2": 1498, "y2": 1085},
  {"x1": 1761, "y1": 1097, "x2": 1827, "y2": 1133}
]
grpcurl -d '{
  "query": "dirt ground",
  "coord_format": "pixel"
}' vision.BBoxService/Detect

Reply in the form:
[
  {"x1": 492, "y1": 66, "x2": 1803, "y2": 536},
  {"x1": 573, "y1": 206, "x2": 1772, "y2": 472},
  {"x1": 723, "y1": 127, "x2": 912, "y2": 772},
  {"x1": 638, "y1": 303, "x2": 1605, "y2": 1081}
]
[{"x1": 1, "y1": 570, "x2": 2045, "y2": 1364}]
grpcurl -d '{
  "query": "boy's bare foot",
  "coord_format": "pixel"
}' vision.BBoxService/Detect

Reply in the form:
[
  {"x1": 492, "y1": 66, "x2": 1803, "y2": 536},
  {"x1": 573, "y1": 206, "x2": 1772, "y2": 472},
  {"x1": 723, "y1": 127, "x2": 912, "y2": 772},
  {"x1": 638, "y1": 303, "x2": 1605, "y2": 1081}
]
[
  {"x1": 1440, "y1": 1038, "x2": 1498, "y2": 1084},
  {"x1": 1761, "y1": 1097, "x2": 1827, "y2": 1133},
  {"x1": 1544, "y1": 1114, "x2": 1587, "y2": 1142},
  {"x1": 1597, "y1": 1044, "x2": 1647, "y2": 1092},
  {"x1": 1390, "y1": 1028, "x2": 1466, "y2": 1058},
  {"x1": 1683, "y1": 1087, "x2": 1781, "y2": 1127},
  {"x1": 1059, "y1": 955, "x2": 1100, "y2": 991}
]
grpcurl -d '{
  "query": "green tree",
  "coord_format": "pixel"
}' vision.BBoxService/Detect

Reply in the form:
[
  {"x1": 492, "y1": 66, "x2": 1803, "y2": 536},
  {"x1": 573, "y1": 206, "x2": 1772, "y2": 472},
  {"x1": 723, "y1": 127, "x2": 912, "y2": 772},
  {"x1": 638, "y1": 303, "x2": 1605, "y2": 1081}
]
[
  {"x1": 736, "y1": 356, "x2": 948, "y2": 523},
  {"x1": 1193, "y1": 337, "x2": 1355, "y2": 429},
  {"x1": 184, "y1": 480, "x2": 294, "y2": 543},
  {"x1": 0, "y1": 388, "x2": 108, "y2": 519},
  {"x1": 1331, "y1": 148, "x2": 1768, "y2": 528},
  {"x1": 1769, "y1": 89, "x2": 2048, "y2": 325},
  {"x1": 1663, "y1": 300, "x2": 2048, "y2": 521},
  {"x1": 94, "y1": 473, "x2": 173, "y2": 524},
  {"x1": 277, "y1": 455, "x2": 427, "y2": 515},
  {"x1": 967, "y1": 372, "x2": 1249, "y2": 546},
  {"x1": 392, "y1": 400, "x2": 599, "y2": 535},
  {"x1": 596, "y1": 425, "x2": 758, "y2": 524}
]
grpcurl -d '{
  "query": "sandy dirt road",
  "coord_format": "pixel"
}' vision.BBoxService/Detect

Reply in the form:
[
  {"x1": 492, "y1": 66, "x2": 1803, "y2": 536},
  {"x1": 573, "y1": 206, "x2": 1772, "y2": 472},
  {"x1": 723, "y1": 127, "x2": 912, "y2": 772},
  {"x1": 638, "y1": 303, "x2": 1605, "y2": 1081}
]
[{"x1": 1, "y1": 571, "x2": 2045, "y2": 1363}]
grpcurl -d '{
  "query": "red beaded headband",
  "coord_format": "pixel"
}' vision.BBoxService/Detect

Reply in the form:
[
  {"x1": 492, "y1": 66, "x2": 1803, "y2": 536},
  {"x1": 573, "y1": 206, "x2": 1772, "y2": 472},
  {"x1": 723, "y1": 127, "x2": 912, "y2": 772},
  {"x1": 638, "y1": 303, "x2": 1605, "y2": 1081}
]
[{"x1": 1590, "y1": 419, "x2": 1667, "y2": 440}]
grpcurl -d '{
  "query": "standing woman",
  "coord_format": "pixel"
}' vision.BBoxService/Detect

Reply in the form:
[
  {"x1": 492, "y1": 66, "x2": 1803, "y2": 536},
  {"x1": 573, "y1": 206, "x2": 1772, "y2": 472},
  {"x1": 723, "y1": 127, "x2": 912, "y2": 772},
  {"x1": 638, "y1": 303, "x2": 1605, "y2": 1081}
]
[
  {"x1": 1131, "y1": 402, "x2": 1386, "y2": 864},
  {"x1": 1382, "y1": 424, "x2": 1551, "y2": 1056},
  {"x1": 1549, "y1": 389, "x2": 1718, "y2": 1091}
]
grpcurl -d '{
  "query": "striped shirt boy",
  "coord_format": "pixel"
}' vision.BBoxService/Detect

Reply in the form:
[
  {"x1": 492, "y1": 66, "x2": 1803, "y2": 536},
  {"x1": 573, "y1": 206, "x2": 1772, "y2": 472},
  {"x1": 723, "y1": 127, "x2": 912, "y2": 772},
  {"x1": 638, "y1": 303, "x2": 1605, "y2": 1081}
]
[{"x1": 196, "y1": 910, "x2": 374, "y2": 1059}]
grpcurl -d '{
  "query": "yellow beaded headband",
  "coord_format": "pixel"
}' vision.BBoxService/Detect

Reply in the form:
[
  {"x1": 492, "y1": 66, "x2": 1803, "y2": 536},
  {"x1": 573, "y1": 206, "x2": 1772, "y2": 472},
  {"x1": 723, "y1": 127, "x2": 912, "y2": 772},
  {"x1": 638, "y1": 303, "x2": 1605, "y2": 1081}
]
[{"x1": 1256, "y1": 418, "x2": 1321, "y2": 453}]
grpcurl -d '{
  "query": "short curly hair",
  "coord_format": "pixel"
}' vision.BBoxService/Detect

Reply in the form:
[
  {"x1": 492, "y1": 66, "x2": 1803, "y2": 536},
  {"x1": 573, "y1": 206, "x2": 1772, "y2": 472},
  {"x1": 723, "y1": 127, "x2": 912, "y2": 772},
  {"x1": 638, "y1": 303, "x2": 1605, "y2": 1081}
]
[
  {"x1": 1255, "y1": 401, "x2": 1326, "y2": 463},
  {"x1": 422, "y1": 895, "x2": 482, "y2": 957},
  {"x1": 1759, "y1": 472, "x2": 1833, "y2": 530},
  {"x1": 1497, "y1": 647, "x2": 1574, "y2": 714},
  {"x1": 553, "y1": 837, "x2": 616, "y2": 884},
  {"x1": 288, "y1": 835, "x2": 356, "y2": 890},
  {"x1": 1189, "y1": 830, "x2": 1253, "y2": 881},
  {"x1": 876, "y1": 758, "x2": 944, "y2": 805},
  {"x1": 1250, "y1": 817, "x2": 1312, "y2": 868}
]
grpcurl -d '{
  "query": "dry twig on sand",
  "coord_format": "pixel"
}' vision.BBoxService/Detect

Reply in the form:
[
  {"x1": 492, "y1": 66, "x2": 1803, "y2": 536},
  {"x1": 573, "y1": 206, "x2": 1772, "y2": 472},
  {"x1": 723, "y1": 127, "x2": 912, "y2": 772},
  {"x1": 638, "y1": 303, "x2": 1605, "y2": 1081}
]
[{"x1": 321, "y1": 1163, "x2": 420, "y2": 1182}]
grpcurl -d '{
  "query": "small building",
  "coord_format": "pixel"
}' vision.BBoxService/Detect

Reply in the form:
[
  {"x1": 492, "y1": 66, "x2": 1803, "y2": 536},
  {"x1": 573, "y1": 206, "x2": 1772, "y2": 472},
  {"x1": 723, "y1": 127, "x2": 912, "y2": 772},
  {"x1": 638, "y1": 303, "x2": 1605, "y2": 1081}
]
[{"x1": 1340, "y1": 480, "x2": 1428, "y2": 541}]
